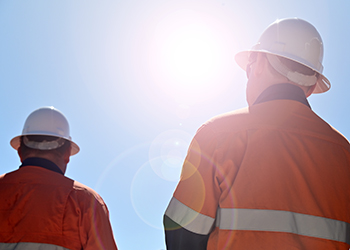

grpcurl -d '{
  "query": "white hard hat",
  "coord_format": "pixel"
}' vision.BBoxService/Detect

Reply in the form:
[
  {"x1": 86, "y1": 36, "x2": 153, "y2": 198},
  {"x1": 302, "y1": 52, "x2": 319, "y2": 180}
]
[
  {"x1": 235, "y1": 17, "x2": 330, "y2": 93},
  {"x1": 10, "y1": 106, "x2": 80, "y2": 155}
]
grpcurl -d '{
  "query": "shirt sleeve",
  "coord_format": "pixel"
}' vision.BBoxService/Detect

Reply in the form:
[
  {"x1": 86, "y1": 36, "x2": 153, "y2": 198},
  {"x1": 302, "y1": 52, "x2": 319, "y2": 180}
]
[
  {"x1": 164, "y1": 214, "x2": 209, "y2": 250},
  {"x1": 76, "y1": 185, "x2": 118, "y2": 250},
  {"x1": 164, "y1": 124, "x2": 221, "y2": 249}
]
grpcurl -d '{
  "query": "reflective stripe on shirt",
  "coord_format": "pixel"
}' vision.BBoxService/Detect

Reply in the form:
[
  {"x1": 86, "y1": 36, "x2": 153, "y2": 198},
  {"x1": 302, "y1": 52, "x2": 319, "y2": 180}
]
[
  {"x1": 165, "y1": 197, "x2": 215, "y2": 235},
  {"x1": 0, "y1": 242, "x2": 70, "y2": 250},
  {"x1": 216, "y1": 208, "x2": 350, "y2": 244}
]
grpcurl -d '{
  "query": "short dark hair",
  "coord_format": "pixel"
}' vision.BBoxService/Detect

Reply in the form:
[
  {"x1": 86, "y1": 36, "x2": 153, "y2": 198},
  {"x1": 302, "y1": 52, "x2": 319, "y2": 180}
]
[{"x1": 20, "y1": 135, "x2": 71, "y2": 157}]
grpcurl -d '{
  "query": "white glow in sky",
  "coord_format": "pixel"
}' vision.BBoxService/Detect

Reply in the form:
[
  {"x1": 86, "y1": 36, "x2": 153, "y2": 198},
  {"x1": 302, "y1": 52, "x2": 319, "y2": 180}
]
[
  {"x1": 149, "y1": 8, "x2": 234, "y2": 105},
  {"x1": 156, "y1": 11, "x2": 220, "y2": 82}
]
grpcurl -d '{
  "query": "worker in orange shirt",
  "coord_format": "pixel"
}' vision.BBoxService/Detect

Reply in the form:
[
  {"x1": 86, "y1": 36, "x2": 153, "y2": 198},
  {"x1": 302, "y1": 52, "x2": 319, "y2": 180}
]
[
  {"x1": 164, "y1": 18, "x2": 350, "y2": 249},
  {"x1": 0, "y1": 106, "x2": 118, "y2": 250}
]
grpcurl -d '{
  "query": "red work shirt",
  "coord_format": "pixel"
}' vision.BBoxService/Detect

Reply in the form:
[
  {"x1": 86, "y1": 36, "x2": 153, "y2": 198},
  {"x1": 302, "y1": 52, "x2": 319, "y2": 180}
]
[
  {"x1": 164, "y1": 84, "x2": 350, "y2": 250},
  {"x1": 0, "y1": 158, "x2": 118, "y2": 250}
]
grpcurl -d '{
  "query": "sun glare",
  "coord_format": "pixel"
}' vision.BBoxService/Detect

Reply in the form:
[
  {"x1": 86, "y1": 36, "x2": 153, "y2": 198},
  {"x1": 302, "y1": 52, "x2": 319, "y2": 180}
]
[
  {"x1": 162, "y1": 24, "x2": 220, "y2": 85},
  {"x1": 149, "y1": 9, "x2": 232, "y2": 105}
]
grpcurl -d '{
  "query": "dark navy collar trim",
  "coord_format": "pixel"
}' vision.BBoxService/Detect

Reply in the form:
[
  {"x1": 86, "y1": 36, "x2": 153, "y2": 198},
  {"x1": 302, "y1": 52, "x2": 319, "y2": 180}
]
[
  {"x1": 20, "y1": 157, "x2": 64, "y2": 175},
  {"x1": 253, "y1": 83, "x2": 311, "y2": 108}
]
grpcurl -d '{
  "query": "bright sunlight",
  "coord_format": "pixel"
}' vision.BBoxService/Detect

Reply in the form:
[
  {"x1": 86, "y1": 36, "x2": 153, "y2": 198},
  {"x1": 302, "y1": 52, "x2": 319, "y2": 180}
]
[{"x1": 149, "y1": 8, "x2": 233, "y2": 105}]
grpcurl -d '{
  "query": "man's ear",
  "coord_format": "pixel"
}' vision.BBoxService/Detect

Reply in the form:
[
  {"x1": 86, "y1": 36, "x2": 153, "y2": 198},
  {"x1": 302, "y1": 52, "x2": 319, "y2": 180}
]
[
  {"x1": 64, "y1": 146, "x2": 71, "y2": 164},
  {"x1": 17, "y1": 146, "x2": 23, "y2": 162},
  {"x1": 305, "y1": 84, "x2": 317, "y2": 97},
  {"x1": 253, "y1": 53, "x2": 267, "y2": 77}
]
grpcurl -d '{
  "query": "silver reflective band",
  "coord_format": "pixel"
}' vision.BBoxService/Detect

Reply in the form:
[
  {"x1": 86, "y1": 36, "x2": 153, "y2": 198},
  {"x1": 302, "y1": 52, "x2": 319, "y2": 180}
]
[
  {"x1": 0, "y1": 242, "x2": 71, "y2": 250},
  {"x1": 165, "y1": 197, "x2": 215, "y2": 235},
  {"x1": 217, "y1": 208, "x2": 350, "y2": 244}
]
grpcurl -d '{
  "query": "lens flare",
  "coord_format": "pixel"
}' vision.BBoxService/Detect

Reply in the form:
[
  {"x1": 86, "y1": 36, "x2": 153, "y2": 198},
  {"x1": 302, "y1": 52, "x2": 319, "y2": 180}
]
[
  {"x1": 149, "y1": 129, "x2": 192, "y2": 182},
  {"x1": 130, "y1": 160, "x2": 175, "y2": 229}
]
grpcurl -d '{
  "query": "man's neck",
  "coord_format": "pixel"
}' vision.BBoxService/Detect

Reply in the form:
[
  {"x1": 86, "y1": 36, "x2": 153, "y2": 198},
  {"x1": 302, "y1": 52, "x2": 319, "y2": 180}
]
[
  {"x1": 253, "y1": 83, "x2": 311, "y2": 108},
  {"x1": 20, "y1": 157, "x2": 65, "y2": 175}
]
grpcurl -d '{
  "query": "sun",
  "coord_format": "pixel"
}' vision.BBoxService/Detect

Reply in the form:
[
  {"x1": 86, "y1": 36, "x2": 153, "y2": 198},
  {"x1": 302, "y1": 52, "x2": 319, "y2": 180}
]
[
  {"x1": 162, "y1": 23, "x2": 220, "y2": 86},
  {"x1": 149, "y1": 9, "x2": 232, "y2": 105}
]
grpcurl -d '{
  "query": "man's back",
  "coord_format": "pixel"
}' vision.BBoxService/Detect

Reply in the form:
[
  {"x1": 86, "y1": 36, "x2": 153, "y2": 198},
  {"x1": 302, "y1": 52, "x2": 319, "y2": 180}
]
[
  {"x1": 0, "y1": 162, "x2": 116, "y2": 250},
  {"x1": 209, "y1": 99, "x2": 350, "y2": 249},
  {"x1": 168, "y1": 89, "x2": 350, "y2": 249}
]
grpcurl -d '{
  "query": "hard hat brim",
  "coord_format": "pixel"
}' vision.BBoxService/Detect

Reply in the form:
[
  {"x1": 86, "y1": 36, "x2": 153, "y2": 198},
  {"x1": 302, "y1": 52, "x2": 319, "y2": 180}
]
[
  {"x1": 10, "y1": 134, "x2": 80, "y2": 156},
  {"x1": 235, "y1": 50, "x2": 331, "y2": 94}
]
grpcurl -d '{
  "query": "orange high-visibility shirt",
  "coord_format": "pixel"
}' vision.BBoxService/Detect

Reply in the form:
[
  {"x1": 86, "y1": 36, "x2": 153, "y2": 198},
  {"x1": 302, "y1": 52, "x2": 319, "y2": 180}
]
[
  {"x1": 0, "y1": 160, "x2": 118, "y2": 250},
  {"x1": 165, "y1": 85, "x2": 350, "y2": 249}
]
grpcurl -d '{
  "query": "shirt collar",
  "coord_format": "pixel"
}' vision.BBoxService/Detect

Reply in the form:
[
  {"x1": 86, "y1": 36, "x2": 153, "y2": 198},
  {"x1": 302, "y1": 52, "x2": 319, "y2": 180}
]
[
  {"x1": 20, "y1": 157, "x2": 64, "y2": 175},
  {"x1": 253, "y1": 83, "x2": 311, "y2": 108}
]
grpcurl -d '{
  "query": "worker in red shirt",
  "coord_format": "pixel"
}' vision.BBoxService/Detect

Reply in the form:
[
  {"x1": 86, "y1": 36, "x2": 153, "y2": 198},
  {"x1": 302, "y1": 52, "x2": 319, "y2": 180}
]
[
  {"x1": 164, "y1": 18, "x2": 350, "y2": 249},
  {"x1": 0, "y1": 106, "x2": 118, "y2": 250}
]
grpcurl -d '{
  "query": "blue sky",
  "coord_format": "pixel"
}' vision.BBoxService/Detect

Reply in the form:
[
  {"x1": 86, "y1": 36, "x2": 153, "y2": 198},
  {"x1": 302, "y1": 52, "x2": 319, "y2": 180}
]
[{"x1": 1, "y1": 0, "x2": 349, "y2": 249}]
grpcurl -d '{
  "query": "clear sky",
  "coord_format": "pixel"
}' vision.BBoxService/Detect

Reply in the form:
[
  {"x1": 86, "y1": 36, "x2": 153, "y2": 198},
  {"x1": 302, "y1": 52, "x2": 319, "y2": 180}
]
[{"x1": 1, "y1": 0, "x2": 349, "y2": 249}]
